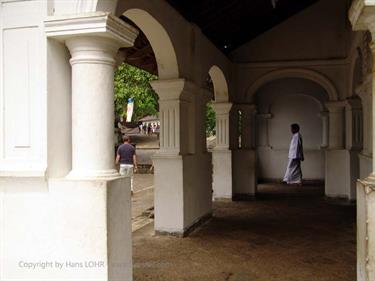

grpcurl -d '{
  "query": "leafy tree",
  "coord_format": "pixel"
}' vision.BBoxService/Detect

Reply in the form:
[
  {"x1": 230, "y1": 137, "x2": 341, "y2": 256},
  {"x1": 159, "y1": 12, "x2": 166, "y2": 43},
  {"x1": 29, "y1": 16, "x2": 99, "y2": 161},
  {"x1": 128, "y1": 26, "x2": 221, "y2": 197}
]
[
  {"x1": 115, "y1": 63, "x2": 216, "y2": 135},
  {"x1": 206, "y1": 102, "x2": 216, "y2": 136},
  {"x1": 114, "y1": 63, "x2": 158, "y2": 122}
]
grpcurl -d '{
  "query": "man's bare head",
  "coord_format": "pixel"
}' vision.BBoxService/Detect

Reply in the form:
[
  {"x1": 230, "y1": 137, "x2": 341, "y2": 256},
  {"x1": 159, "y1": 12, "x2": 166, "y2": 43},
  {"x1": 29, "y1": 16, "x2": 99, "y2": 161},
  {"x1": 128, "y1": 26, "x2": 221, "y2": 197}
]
[
  {"x1": 123, "y1": 135, "x2": 130, "y2": 143},
  {"x1": 291, "y1": 123, "x2": 300, "y2": 134}
]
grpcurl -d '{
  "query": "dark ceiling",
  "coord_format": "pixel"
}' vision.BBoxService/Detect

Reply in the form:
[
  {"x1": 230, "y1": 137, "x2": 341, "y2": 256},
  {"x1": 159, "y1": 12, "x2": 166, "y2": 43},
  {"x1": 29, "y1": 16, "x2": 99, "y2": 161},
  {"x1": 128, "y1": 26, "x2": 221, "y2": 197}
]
[
  {"x1": 166, "y1": 0, "x2": 319, "y2": 53},
  {"x1": 119, "y1": 0, "x2": 319, "y2": 74},
  {"x1": 119, "y1": 16, "x2": 158, "y2": 75}
]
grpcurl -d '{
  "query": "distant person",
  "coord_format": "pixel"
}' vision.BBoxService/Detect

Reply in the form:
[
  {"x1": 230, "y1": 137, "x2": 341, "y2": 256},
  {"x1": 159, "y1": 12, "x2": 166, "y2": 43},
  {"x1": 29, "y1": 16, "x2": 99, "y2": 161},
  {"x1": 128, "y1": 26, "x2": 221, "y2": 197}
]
[
  {"x1": 116, "y1": 135, "x2": 138, "y2": 193},
  {"x1": 283, "y1": 123, "x2": 304, "y2": 185},
  {"x1": 152, "y1": 123, "x2": 156, "y2": 133},
  {"x1": 143, "y1": 124, "x2": 147, "y2": 134}
]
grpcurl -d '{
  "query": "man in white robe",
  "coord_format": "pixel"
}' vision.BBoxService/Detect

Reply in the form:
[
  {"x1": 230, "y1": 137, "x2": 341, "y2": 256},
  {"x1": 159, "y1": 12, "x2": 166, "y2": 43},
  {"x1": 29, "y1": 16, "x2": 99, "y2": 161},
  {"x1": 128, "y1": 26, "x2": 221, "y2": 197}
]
[{"x1": 283, "y1": 123, "x2": 304, "y2": 185}]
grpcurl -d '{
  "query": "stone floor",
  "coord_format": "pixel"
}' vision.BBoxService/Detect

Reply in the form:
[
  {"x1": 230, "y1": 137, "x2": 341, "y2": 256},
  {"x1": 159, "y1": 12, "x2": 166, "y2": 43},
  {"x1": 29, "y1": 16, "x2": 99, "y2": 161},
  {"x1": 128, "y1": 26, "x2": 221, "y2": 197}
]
[
  {"x1": 132, "y1": 174, "x2": 154, "y2": 232},
  {"x1": 132, "y1": 183, "x2": 356, "y2": 281}
]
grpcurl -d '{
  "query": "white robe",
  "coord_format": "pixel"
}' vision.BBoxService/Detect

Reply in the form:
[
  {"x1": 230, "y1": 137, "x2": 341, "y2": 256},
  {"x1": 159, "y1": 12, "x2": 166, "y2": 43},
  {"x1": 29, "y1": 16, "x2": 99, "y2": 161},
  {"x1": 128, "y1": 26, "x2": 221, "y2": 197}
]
[{"x1": 283, "y1": 133, "x2": 304, "y2": 184}]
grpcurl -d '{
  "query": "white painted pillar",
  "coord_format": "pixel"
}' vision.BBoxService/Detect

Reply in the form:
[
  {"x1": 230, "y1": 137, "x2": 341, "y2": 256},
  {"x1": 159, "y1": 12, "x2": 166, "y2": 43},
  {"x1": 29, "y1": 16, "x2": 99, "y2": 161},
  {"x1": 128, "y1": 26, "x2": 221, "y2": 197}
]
[
  {"x1": 233, "y1": 104, "x2": 257, "y2": 199},
  {"x1": 325, "y1": 101, "x2": 346, "y2": 149},
  {"x1": 152, "y1": 81, "x2": 182, "y2": 155},
  {"x1": 45, "y1": 13, "x2": 138, "y2": 179},
  {"x1": 151, "y1": 79, "x2": 212, "y2": 235},
  {"x1": 150, "y1": 79, "x2": 184, "y2": 234},
  {"x1": 319, "y1": 111, "x2": 329, "y2": 148},
  {"x1": 66, "y1": 37, "x2": 120, "y2": 178},
  {"x1": 229, "y1": 107, "x2": 240, "y2": 149},
  {"x1": 357, "y1": 75, "x2": 373, "y2": 178},
  {"x1": 349, "y1": 3, "x2": 375, "y2": 280},
  {"x1": 324, "y1": 101, "x2": 349, "y2": 198},
  {"x1": 346, "y1": 98, "x2": 363, "y2": 151},
  {"x1": 358, "y1": 75, "x2": 373, "y2": 156},
  {"x1": 346, "y1": 98, "x2": 363, "y2": 200},
  {"x1": 212, "y1": 102, "x2": 233, "y2": 200},
  {"x1": 28, "y1": 13, "x2": 138, "y2": 281},
  {"x1": 240, "y1": 104, "x2": 257, "y2": 149},
  {"x1": 213, "y1": 103, "x2": 232, "y2": 149}
]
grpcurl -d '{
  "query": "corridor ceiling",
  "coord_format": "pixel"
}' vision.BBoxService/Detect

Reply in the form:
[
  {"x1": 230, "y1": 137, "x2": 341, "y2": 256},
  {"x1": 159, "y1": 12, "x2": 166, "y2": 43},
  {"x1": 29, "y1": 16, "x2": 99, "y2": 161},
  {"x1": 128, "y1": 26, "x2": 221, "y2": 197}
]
[
  {"x1": 119, "y1": 0, "x2": 320, "y2": 75},
  {"x1": 166, "y1": 0, "x2": 319, "y2": 53}
]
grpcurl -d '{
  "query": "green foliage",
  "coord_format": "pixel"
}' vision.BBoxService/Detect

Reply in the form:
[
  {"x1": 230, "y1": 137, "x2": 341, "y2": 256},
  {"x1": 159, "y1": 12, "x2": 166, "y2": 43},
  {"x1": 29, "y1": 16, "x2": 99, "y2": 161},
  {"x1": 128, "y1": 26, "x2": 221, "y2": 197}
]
[
  {"x1": 114, "y1": 63, "x2": 158, "y2": 122},
  {"x1": 206, "y1": 102, "x2": 216, "y2": 136},
  {"x1": 114, "y1": 63, "x2": 216, "y2": 135}
]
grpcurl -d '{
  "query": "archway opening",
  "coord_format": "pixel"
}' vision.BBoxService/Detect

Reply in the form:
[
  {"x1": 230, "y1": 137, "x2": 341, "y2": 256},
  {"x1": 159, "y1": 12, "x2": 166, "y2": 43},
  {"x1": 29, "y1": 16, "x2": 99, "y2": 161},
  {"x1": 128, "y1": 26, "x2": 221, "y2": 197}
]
[
  {"x1": 254, "y1": 78, "x2": 329, "y2": 191},
  {"x1": 114, "y1": 9, "x2": 179, "y2": 234},
  {"x1": 205, "y1": 75, "x2": 216, "y2": 150}
]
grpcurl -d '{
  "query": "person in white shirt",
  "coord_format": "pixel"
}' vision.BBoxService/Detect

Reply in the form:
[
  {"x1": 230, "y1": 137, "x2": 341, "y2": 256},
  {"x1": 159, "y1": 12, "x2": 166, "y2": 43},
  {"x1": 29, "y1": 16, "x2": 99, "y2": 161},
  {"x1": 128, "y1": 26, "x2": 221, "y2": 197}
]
[{"x1": 283, "y1": 123, "x2": 304, "y2": 185}]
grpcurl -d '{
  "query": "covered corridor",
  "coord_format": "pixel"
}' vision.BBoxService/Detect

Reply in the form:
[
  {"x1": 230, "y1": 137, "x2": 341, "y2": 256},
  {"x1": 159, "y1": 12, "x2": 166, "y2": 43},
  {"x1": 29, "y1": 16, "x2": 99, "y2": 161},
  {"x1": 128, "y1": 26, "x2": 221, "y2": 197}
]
[{"x1": 0, "y1": 0, "x2": 374, "y2": 280}]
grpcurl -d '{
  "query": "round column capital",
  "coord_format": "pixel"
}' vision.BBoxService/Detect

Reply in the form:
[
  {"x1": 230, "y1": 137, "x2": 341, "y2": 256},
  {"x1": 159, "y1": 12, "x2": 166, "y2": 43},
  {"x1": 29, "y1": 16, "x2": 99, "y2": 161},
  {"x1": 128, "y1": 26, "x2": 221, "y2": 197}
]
[{"x1": 66, "y1": 36, "x2": 122, "y2": 66}]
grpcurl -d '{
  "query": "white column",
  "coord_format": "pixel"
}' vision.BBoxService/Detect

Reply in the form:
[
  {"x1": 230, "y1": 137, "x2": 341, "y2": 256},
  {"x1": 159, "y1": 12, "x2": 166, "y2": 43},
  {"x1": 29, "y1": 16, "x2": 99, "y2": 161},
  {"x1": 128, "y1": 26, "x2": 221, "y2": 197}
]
[
  {"x1": 151, "y1": 79, "x2": 212, "y2": 235},
  {"x1": 346, "y1": 98, "x2": 363, "y2": 200},
  {"x1": 67, "y1": 37, "x2": 119, "y2": 178},
  {"x1": 357, "y1": 75, "x2": 373, "y2": 179},
  {"x1": 325, "y1": 101, "x2": 346, "y2": 149},
  {"x1": 30, "y1": 13, "x2": 138, "y2": 281},
  {"x1": 212, "y1": 102, "x2": 233, "y2": 200},
  {"x1": 150, "y1": 79, "x2": 184, "y2": 233},
  {"x1": 324, "y1": 101, "x2": 348, "y2": 198},
  {"x1": 45, "y1": 13, "x2": 138, "y2": 179},
  {"x1": 229, "y1": 107, "x2": 240, "y2": 149},
  {"x1": 212, "y1": 102, "x2": 232, "y2": 149},
  {"x1": 232, "y1": 104, "x2": 257, "y2": 198},
  {"x1": 346, "y1": 98, "x2": 363, "y2": 150},
  {"x1": 240, "y1": 104, "x2": 257, "y2": 149},
  {"x1": 357, "y1": 75, "x2": 373, "y2": 157},
  {"x1": 319, "y1": 111, "x2": 329, "y2": 148},
  {"x1": 151, "y1": 80, "x2": 183, "y2": 155},
  {"x1": 349, "y1": 3, "x2": 375, "y2": 280}
]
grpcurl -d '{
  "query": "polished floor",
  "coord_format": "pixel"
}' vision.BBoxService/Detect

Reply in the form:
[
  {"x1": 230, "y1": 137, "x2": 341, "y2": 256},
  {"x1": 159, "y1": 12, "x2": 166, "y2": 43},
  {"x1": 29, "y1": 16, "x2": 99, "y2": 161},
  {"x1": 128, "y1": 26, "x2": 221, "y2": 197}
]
[{"x1": 133, "y1": 184, "x2": 356, "y2": 281}]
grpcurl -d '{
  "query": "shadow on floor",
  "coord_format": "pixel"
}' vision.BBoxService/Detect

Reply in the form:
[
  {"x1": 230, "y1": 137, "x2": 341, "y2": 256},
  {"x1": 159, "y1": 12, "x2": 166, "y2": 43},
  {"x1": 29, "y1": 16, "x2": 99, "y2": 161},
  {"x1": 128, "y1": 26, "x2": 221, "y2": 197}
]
[{"x1": 133, "y1": 184, "x2": 356, "y2": 281}]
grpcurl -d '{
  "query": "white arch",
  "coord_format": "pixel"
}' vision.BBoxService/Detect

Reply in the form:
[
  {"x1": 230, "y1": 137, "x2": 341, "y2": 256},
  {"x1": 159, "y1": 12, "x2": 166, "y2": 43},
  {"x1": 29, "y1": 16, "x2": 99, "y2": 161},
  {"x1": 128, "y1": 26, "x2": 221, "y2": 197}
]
[
  {"x1": 123, "y1": 8, "x2": 179, "y2": 79},
  {"x1": 246, "y1": 68, "x2": 338, "y2": 102},
  {"x1": 208, "y1": 65, "x2": 229, "y2": 102}
]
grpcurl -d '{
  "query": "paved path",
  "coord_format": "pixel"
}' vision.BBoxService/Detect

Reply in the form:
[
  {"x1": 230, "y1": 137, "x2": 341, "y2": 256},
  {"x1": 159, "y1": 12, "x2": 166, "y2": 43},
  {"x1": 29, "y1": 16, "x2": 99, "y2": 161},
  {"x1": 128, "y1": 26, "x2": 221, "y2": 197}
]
[{"x1": 131, "y1": 174, "x2": 154, "y2": 232}]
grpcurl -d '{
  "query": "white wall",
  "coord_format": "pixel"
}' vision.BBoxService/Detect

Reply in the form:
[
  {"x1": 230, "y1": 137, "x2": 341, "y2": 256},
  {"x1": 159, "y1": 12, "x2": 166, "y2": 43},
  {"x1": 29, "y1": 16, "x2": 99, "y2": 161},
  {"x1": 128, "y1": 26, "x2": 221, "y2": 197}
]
[
  {"x1": 0, "y1": 177, "x2": 133, "y2": 281},
  {"x1": 256, "y1": 78, "x2": 327, "y2": 181},
  {"x1": 0, "y1": 0, "x2": 48, "y2": 177}
]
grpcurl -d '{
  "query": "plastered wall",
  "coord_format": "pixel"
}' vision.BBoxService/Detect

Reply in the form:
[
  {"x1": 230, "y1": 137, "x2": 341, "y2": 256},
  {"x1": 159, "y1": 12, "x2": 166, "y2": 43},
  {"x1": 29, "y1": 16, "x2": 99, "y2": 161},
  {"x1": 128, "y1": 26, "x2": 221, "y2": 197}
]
[{"x1": 255, "y1": 78, "x2": 327, "y2": 180}]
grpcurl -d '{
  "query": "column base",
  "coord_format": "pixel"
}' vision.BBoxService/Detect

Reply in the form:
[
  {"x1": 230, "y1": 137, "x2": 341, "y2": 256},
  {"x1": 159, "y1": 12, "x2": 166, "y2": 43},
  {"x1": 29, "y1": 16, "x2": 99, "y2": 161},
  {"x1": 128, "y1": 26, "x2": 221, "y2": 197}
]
[
  {"x1": 212, "y1": 149, "x2": 232, "y2": 200},
  {"x1": 66, "y1": 169, "x2": 120, "y2": 180},
  {"x1": 155, "y1": 212, "x2": 212, "y2": 238},
  {"x1": 325, "y1": 149, "x2": 351, "y2": 199},
  {"x1": 232, "y1": 149, "x2": 257, "y2": 198},
  {"x1": 152, "y1": 152, "x2": 212, "y2": 236},
  {"x1": 152, "y1": 154, "x2": 184, "y2": 233},
  {"x1": 359, "y1": 153, "x2": 373, "y2": 180}
]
